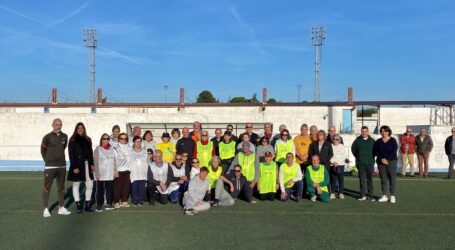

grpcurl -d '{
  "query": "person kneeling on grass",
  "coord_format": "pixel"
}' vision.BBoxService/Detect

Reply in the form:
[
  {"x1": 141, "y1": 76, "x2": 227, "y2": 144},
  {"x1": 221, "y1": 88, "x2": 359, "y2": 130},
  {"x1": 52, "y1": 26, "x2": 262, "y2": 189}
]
[
  {"x1": 257, "y1": 151, "x2": 279, "y2": 201},
  {"x1": 211, "y1": 164, "x2": 256, "y2": 207},
  {"x1": 147, "y1": 150, "x2": 173, "y2": 206},
  {"x1": 168, "y1": 153, "x2": 189, "y2": 204},
  {"x1": 279, "y1": 153, "x2": 303, "y2": 202},
  {"x1": 182, "y1": 167, "x2": 211, "y2": 215},
  {"x1": 306, "y1": 155, "x2": 330, "y2": 203}
]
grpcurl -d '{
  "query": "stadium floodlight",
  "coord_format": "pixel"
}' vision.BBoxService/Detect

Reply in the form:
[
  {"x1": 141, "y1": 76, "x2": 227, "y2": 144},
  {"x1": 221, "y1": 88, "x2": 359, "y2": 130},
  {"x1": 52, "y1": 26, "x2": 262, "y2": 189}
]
[
  {"x1": 83, "y1": 29, "x2": 97, "y2": 103},
  {"x1": 311, "y1": 27, "x2": 326, "y2": 102}
]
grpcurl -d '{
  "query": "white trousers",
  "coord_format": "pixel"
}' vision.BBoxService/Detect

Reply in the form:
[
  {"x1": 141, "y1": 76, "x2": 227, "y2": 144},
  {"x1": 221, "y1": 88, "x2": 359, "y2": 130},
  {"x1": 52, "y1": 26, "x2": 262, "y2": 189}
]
[{"x1": 72, "y1": 161, "x2": 93, "y2": 202}]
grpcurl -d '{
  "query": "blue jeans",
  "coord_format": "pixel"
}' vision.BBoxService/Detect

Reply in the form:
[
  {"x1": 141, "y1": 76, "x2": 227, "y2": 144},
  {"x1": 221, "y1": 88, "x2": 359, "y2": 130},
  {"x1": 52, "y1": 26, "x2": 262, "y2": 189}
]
[
  {"x1": 283, "y1": 180, "x2": 303, "y2": 201},
  {"x1": 131, "y1": 180, "x2": 146, "y2": 205}
]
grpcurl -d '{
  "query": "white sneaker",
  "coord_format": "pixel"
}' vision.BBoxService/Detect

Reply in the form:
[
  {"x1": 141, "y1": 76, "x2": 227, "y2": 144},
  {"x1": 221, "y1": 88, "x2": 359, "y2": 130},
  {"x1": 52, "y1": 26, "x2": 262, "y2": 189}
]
[
  {"x1": 330, "y1": 193, "x2": 336, "y2": 200},
  {"x1": 43, "y1": 208, "x2": 51, "y2": 218},
  {"x1": 378, "y1": 195, "x2": 388, "y2": 203},
  {"x1": 58, "y1": 206, "x2": 71, "y2": 215},
  {"x1": 339, "y1": 194, "x2": 345, "y2": 200},
  {"x1": 390, "y1": 196, "x2": 396, "y2": 204},
  {"x1": 310, "y1": 196, "x2": 317, "y2": 202},
  {"x1": 357, "y1": 196, "x2": 367, "y2": 201}
]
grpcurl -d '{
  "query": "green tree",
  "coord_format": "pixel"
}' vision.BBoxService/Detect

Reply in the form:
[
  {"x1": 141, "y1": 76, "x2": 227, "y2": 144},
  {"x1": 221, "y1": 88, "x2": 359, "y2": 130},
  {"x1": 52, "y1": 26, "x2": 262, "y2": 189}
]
[
  {"x1": 196, "y1": 90, "x2": 218, "y2": 103},
  {"x1": 267, "y1": 98, "x2": 278, "y2": 104},
  {"x1": 228, "y1": 93, "x2": 260, "y2": 103}
]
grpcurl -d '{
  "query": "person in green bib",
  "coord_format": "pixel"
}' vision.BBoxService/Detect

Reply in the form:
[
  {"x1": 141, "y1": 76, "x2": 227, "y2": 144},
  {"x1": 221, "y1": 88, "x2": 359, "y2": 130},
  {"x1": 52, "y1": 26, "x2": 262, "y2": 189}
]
[
  {"x1": 274, "y1": 129, "x2": 295, "y2": 164},
  {"x1": 305, "y1": 155, "x2": 330, "y2": 202},
  {"x1": 219, "y1": 131, "x2": 237, "y2": 174},
  {"x1": 206, "y1": 156, "x2": 223, "y2": 201},
  {"x1": 258, "y1": 151, "x2": 279, "y2": 201},
  {"x1": 279, "y1": 153, "x2": 303, "y2": 202},
  {"x1": 193, "y1": 130, "x2": 215, "y2": 168},
  {"x1": 229, "y1": 143, "x2": 260, "y2": 199}
]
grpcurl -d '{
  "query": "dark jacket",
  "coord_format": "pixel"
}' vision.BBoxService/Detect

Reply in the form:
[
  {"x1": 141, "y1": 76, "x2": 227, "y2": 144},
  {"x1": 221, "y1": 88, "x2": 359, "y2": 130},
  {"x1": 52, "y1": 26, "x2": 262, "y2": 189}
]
[
  {"x1": 308, "y1": 141, "x2": 333, "y2": 166},
  {"x1": 41, "y1": 131, "x2": 68, "y2": 166},
  {"x1": 238, "y1": 132, "x2": 259, "y2": 146},
  {"x1": 68, "y1": 135, "x2": 94, "y2": 181},
  {"x1": 415, "y1": 135, "x2": 433, "y2": 155},
  {"x1": 351, "y1": 135, "x2": 375, "y2": 167},
  {"x1": 211, "y1": 137, "x2": 222, "y2": 156},
  {"x1": 223, "y1": 172, "x2": 250, "y2": 200},
  {"x1": 445, "y1": 136, "x2": 454, "y2": 156},
  {"x1": 374, "y1": 137, "x2": 398, "y2": 165},
  {"x1": 176, "y1": 137, "x2": 195, "y2": 161}
]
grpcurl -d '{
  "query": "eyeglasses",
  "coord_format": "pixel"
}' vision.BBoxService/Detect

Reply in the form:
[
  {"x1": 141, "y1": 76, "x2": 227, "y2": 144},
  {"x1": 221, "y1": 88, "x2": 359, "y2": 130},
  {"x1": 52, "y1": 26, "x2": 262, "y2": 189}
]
[
  {"x1": 452, "y1": 131, "x2": 455, "y2": 133},
  {"x1": 119, "y1": 137, "x2": 127, "y2": 140},
  {"x1": 147, "y1": 152, "x2": 153, "y2": 155},
  {"x1": 182, "y1": 155, "x2": 188, "y2": 157},
  {"x1": 102, "y1": 138, "x2": 109, "y2": 140},
  {"x1": 192, "y1": 161, "x2": 199, "y2": 164},
  {"x1": 233, "y1": 170, "x2": 241, "y2": 173},
  {"x1": 334, "y1": 139, "x2": 340, "y2": 141}
]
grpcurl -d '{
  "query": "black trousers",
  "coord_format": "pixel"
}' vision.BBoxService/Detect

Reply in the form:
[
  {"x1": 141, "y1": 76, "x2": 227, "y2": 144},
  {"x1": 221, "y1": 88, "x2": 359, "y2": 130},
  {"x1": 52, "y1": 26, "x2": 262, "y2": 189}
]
[
  {"x1": 330, "y1": 165, "x2": 345, "y2": 194},
  {"x1": 259, "y1": 192, "x2": 275, "y2": 201},
  {"x1": 358, "y1": 164, "x2": 374, "y2": 198},
  {"x1": 96, "y1": 180, "x2": 114, "y2": 208},
  {"x1": 378, "y1": 160, "x2": 397, "y2": 196},
  {"x1": 148, "y1": 184, "x2": 168, "y2": 205}
]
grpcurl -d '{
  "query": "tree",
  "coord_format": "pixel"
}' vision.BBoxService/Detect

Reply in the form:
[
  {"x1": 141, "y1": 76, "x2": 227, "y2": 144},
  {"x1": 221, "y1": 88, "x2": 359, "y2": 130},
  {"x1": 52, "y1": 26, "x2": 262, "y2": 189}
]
[
  {"x1": 196, "y1": 90, "x2": 218, "y2": 103},
  {"x1": 228, "y1": 93, "x2": 260, "y2": 103},
  {"x1": 267, "y1": 98, "x2": 278, "y2": 104}
]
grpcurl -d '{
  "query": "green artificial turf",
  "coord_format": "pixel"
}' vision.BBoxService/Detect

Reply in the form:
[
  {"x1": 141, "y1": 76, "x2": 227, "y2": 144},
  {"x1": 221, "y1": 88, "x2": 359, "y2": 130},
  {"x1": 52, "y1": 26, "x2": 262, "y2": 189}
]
[{"x1": 0, "y1": 172, "x2": 454, "y2": 249}]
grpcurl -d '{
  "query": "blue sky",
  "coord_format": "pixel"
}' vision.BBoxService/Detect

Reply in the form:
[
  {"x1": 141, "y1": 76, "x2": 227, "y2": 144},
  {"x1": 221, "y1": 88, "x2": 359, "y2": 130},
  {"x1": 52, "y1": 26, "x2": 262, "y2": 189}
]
[{"x1": 0, "y1": 0, "x2": 454, "y2": 103}]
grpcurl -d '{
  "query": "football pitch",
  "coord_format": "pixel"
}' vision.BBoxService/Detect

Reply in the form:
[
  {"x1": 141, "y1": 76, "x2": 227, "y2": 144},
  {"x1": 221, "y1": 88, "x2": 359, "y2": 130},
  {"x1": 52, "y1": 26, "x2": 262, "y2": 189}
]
[{"x1": 1, "y1": 172, "x2": 454, "y2": 250}]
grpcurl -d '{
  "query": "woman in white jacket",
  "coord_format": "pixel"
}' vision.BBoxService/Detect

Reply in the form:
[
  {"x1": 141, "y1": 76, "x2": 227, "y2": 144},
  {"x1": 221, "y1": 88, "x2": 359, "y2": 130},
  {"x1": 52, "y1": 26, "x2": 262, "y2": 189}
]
[
  {"x1": 330, "y1": 134, "x2": 348, "y2": 199},
  {"x1": 113, "y1": 132, "x2": 133, "y2": 208},
  {"x1": 94, "y1": 133, "x2": 118, "y2": 212},
  {"x1": 130, "y1": 136, "x2": 148, "y2": 206}
]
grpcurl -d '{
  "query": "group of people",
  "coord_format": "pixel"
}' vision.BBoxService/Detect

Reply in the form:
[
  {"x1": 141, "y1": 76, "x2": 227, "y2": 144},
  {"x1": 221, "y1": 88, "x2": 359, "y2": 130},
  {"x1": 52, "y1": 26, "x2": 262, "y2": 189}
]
[{"x1": 41, "y1": 118, "x2": 455, "y2": 217}]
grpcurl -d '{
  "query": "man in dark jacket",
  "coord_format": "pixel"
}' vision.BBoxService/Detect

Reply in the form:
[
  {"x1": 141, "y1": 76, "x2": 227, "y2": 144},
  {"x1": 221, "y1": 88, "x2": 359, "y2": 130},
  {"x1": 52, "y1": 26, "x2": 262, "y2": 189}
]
[
  {"x1": 41, "y1": 118, "x2": 71, "y2": 217},
  {"x1": 444, "y1": 127, "x2": 455, "y2": 178},
  {"x1": 176, "y1": 127, "x2": 195, "y2": 166},
  {"x1": 351, "y1": 126, "x2": 376, "y2": 201},
  {"x1": 238, "y1": 122, "x2": 259, "y2": 146},
  {"x1": 211, "y1": 164, "x2": 256, "y2": 206}
]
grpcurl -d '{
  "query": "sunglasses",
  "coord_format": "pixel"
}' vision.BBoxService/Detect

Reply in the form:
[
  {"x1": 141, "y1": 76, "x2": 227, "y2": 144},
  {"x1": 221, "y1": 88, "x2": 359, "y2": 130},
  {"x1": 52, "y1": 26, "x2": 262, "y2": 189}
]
[
  {"x1": 192, "y1": 161, "x2": 199, "y2": 164},
  {"x1": 233, "y1": 170, "x2": 241, "y2": 173},
  {"x1": 202, "y1": 134, "x2": 208, "y2": 137},
  {"x1": 246, "y1": 126, "x2": 252, "y2": 128},
  {"x1": 102, "y1": 138, "x2": 109, "y2": 140},
  {"x1": 281, "y1": 134, "x2": 288, "y2": 137},
  {"x1": 182, "y1": 155, "x2": 188, "y2": 157},
  {"x1": 175, "y1": 158, "x2": 182, "y2": 160},
  {"x1": 119, "y1": 137, "x2": 127, "y2": 140},
  {"x1": 334, "y1": 139, "x2": 340, "y2": 141}
]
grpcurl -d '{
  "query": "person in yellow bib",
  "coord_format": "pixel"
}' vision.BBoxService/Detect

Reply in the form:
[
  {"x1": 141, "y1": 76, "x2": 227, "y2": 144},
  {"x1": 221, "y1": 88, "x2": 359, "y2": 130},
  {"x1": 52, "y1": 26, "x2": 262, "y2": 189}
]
[
  {"x1": 156, "y1": 132, "x2": 176, "y2": 164},
  {"x1": 193, "y1": 130, "x2": 215, "y2": 168},
  {"x1": 306, "y1": 155, "x2": 330, "y2": 203},
  {"x1": 219, "y1": 131, "x2": 237, "y2": 173},
  {"x1": 279, "y1": 153, "x2": 303, "y2": 202},
  {"x1": 207, "y1": 156, "x2": 223, "y2": 201},
  {"x1": 257, "y1": 151, "x2": 279, "y2": 201},
  {"x1": 229, "y1": 143, "x2": 259, "y2": 199},
  {"x1": 274, "y1": 129, "x2": 295, "y2": 164}
]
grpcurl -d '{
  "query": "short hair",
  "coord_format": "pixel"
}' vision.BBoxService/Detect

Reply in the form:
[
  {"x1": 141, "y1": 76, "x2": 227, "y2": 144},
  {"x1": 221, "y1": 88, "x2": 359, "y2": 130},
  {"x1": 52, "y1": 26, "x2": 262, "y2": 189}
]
[
  {"x1": 200, "y1": 166, "x2": 209, "y2": 173},
  {"x1": 233, "y1": 164, "x2": 242, "y2": 169},
  {"x1": 310, "y1": 125, "x2": 318, "y2": 132},
  {"x1": 286, "y1": 152, "x2": 294, "y2": 158},
  {"x1": 210, "y1": 156, "x2": 221, "y2": 165},
  {"x1": 112, "y1": 125, "x2": 120, "y2": 132},
  {"x1": 301, "y1": 123, "x2": 308, "y2": 130},
  {"x1": 227, "y1": 124, "x2": 234, "y2": 129},
  {"x1": 154, "y1": 150, "x2": 163, "y2": 156},
  {"x1": 361, "y1": 126, "x2": 369, "y2": 131},
  {"x1": 380, "y1": 125, "x2": 392, "y2": 135},
  {"x1": 133, "y1": 135, "x2": 142, "y2": 142},
  {"x1": 171, "y1": 128, "x2": 181, "y2": 137},
  {"x1": 333, "y1": 133, "x2": 340, "y2": 140},
  {"x1": 118, "y1": 132, "x2": 128, "y2": 143},
  {"x1": 242, "y1": 142, "x2": 251, "y2": 148},
  {"x1": 143, "y1": 130, "x2": 153, "y2": 140}
]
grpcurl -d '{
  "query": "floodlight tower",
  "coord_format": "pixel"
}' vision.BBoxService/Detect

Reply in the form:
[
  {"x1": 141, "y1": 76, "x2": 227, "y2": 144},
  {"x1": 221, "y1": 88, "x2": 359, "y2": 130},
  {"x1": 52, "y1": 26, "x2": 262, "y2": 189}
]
[
  {"x1": 83, "y1": 29, "x2": 97, "y2": 103},
  {"x1": 311, "y1": 27, "x2": 326, "y2": 102}
]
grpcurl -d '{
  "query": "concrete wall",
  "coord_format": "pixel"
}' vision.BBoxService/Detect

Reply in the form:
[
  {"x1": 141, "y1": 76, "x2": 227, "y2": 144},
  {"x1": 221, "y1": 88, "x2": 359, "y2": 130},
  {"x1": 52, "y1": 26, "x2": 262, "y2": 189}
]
[{"x1": 0, "y1": 105, "x2": 452, "y2": 172}]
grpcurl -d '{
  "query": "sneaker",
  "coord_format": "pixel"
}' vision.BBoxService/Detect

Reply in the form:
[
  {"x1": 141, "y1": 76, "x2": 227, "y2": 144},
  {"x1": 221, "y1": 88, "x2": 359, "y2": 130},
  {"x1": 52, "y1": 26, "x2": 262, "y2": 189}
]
[
  {"x1": 105, "y1": 205, "x2": 115, "y2": 211},
  {"x1": 121, "y1": 202, "x2": 130, "y2": 208},
  {"x1": 58, "y1": 206, "x2": 71, "y2": 215},
  {"x1": 330, "y1": 193, "x2": 336, "y2": 200},
  {"x1": 290, "y1": 194, "x2": 297, "y2": 201},
  {"x1": 378, "y1": 195, "x2": 388, "y2": 203},
  {"x1": 184, "y1": 208, "x2": 196, "y2": 216},
  {"x1": 211, "y1": 199, "x2": 219, "y2": 207},
  {"x1": 310, "y1": 196, "x2": 317, "y2": 202},
  {"x1": 250, "y1": 200, "x2": 257, "y2": 204},
  {"x1": 95, "y1": 207, "x2": 103, "y2": 213},
  {"x1": 114, "y1": 203, "x2": 121, "y2": 209},
  {"x1": 43, "y1": 208, "x2": 51, "y2": 218},
  {"x1": 357, "y1": 196, "x2": 367, "y2": 201},
  {"x1": 339, "y1": 194, "x2": 345, "y2": 200},
  {"x1": 138, "y1": 203, "x2": 144, "y2": 207},
  {"x1": 390, "y1": 196, "x2": 396, "y2": 204},
  {"x1": 367, "y1": 197, "x2": 376, "y2": 202},
  {"x1": 132, "y1": 203, "x2": 138, "y2": 208}
]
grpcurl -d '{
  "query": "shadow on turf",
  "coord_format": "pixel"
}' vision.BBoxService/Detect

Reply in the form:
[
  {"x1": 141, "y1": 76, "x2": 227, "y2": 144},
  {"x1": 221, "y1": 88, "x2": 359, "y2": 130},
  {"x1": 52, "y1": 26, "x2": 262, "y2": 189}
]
[
  {"x1": 343, "y1": 188, "x2": 379, "y2": 200},
  {"x1": 49, "y1": 187, "x2": 74, "y2": 212}
]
